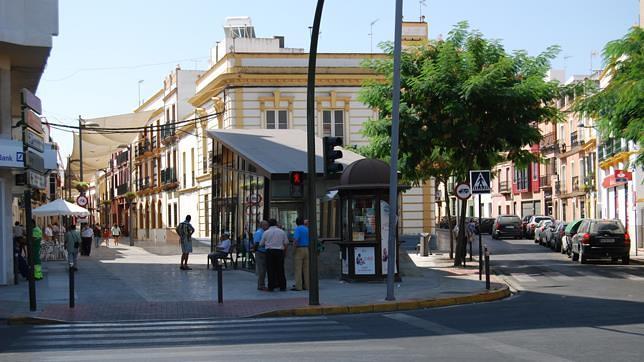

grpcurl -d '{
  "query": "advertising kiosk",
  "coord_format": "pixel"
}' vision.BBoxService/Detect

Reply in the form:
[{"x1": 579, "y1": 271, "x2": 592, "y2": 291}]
[{"x1": 331, "y1": 159, "x2": 408, "y2": 282}]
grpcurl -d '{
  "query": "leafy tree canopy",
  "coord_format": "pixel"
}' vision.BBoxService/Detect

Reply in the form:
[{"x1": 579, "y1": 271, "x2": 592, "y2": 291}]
[
  {"x1": 575, "y1": 26, "x2": 644, "y2": 165},
  {"x1": 359, "y1": 21, "x2": 565, "y2": 186}
]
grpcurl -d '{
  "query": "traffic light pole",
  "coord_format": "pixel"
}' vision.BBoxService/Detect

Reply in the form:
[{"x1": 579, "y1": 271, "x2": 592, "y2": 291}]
[
  {"x1": 305, "y1": 0, "x2": 325, "y2": 306},
  {"x1": 386, "y1": 0, "x2": 404, "y2": 301}
]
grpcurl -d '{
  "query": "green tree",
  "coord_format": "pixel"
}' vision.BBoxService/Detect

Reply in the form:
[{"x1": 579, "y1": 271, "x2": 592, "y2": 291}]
[
  {"x1": 575, "y1": 26, "x2": 644, "y2": 165},
  {"x1": 359, "y1": 22, "x2": 563, "y2": 266}
]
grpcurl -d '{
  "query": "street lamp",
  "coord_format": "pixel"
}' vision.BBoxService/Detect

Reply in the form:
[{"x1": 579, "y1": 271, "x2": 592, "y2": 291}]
[
  {"x1": 117, "y1": 143, "x2": 134, "y2": 246},
  {"x1": 78, "y1": 116, "x2": 100, "y2": 183}
]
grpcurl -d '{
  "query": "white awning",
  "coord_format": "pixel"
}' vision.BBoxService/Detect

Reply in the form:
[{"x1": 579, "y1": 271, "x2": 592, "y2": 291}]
[{"x1": 69, "y1": 111, "x2": 154, "y2": 181}]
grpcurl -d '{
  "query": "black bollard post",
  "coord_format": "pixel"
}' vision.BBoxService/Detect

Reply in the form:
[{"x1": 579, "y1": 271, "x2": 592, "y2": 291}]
[
  {"x1": 69, "y1": 263, "x2": 75, "y2": 308},
  {"x1": 485, "y1": 246, "x2": 490, "y2": 290},
  {"x1": 469, "y1": 240, "x2": 473, "y2": 262},
  {"x1": 217, "y1": 265, "x2": 223, "y2": 304}
]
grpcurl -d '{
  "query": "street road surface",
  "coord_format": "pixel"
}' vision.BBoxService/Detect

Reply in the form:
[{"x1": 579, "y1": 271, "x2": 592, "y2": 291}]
[{"x1": 2, "y1": 235, "x2": 643, "y2": 361}]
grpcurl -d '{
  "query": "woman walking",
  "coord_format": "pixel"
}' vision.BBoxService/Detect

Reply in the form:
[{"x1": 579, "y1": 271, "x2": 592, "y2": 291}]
[
  {"x1": 111, "y1": 224, "x2": 121, "y2": 246},
  {"x1": 80, "y1": 224, "x2": 93, "y2": 256}
]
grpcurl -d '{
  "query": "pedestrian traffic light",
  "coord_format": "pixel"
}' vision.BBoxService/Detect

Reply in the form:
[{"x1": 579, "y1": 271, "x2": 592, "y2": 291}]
[
  {"x1": 323, "y1": 136, "x2": 343, "y2": 176},
  {"x1": 289, "y1": 171, "x2": 304, "y2": 197}
]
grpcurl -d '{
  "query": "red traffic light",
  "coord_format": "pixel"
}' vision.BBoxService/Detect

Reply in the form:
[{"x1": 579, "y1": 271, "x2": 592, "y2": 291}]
[{"x1": 290, "y1": 171, "x2": 304, "y2": 186}]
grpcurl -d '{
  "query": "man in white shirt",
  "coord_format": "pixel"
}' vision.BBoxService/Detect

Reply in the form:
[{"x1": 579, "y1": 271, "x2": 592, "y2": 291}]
[
  {"x1": 260, "y1": 218, "x2": 289, "y2": 291},
  {"x1": 44, "y1": 224, "x2": 53, "y2": 242},
  {"x1": 209, "y1": 231, "x2": 232, "y2": 269}
]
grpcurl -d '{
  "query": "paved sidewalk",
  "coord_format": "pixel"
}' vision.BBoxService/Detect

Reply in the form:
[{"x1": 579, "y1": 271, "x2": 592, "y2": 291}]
[{"x1": 1, "y1": 241, "x2": 507, "y2": 323}]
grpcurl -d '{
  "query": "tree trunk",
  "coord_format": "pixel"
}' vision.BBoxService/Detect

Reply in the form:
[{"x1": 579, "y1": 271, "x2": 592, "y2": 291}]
[
  {"x1": 444, "y1": 180, "x2": 454, "y2": 259},
  {"x1": 454, "y1": 196, "x2": 468, "y2": 267}
]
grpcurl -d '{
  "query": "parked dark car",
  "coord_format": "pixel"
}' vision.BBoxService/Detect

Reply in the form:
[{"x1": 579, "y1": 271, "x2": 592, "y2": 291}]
[
  {"x1": 571, "y1": 219, "x2": 630, "y2": 264},
  {"x1": 478, "y1": 218, "x2": 495, "y2": 235},
  {"x1": 521, "y1": 215, "x2": 532, "y2": 238},
  {"x1": 492, "y1": 215, "x2": 522, "y2": 239},
  {"x1": 546, "y1": 221, "x2": 567, "y2": 251}
]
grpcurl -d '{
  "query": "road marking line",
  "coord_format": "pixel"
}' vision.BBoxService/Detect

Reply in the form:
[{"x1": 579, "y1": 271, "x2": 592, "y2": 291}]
[
  {"x1": 511, "y1": 273, "x2": 536, "y2": 282},
  {"x1": 385, "y1": 313, "x2": 572, "y2": 362},
  {"x1": 544, "y1": 272, "x2": 573, "y2": 281}
]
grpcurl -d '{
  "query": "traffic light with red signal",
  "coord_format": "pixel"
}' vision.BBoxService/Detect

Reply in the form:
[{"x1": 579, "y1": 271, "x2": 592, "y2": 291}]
[{"x1": 289, "y1": 170, "x2": 304, "y2": 197}]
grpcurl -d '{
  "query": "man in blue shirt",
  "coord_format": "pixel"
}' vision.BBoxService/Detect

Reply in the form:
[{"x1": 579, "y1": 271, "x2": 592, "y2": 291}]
[
  {"x1": 292, "y1": 216, "x2": 309, "y2": 291},
  {"x1": 253, "y1": 220, "x2": 269, "y2": 290}
]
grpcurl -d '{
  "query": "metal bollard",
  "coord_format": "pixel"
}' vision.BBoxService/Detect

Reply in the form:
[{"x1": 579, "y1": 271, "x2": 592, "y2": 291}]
[
  {"x1": 69, "y1": 262, "x2": 75, "y2": 308},
  {"x1": 469, "y1": 241, "x2": 473, "y2": 261},
  {"x1": 420, "y1": 233, "x2": 429, "y2": 257},
  {"x1": 217, "y1": 264, "x2": 223, "y2": 304},
  {"x1": 484, "y1": 246, "x2": 490, "y2": 290}
]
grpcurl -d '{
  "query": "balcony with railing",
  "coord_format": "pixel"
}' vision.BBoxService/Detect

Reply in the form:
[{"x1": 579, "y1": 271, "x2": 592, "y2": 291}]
[
  {"x1": 539, "y1": 175, "x2": 551, "y2": 188},
  {"x1": 161, "y1": 124, "x2": 177, "y2": 145},
  {"x1": 570, "y1": 131, "x2": 579, "y2": 148},
  {"x1": 161, "y1": 167, "x2": 179, "y2": 191},
  {"x1": 116, "y1": 150, "x2": 129, "y2": 167},
  {"x1": 598, "y1": 138, "x2": 629, "y2": 161},
  {"x1": 540, "y1": 132, "x2": 558, "y2": 153},
  {"x1": 136, "y1": 176, "x2": 150, "y2": 191},
  {"x1": 498, "y1": 180, "x2": 511, "y2": 194},
  {"x1": 571, "y1": 176, "x2": 580, "y2": 192},
  {"x1": 116, "y1": 183, "x2": 128, "y2": 196}
]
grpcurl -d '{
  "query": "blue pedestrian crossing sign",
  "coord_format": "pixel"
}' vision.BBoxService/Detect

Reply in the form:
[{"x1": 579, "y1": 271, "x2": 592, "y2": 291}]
[{"x1": 470, "y1": 170, "x2": 491, "y2": 194}]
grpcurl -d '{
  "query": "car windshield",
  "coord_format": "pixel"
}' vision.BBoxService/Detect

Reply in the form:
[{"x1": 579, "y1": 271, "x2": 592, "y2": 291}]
[
  {"x1": 499, "y1": 216, "x2": 520, "y2": 223},
  {"x1": 590, "y1": 221, "x2": 625, "y2": 234}
]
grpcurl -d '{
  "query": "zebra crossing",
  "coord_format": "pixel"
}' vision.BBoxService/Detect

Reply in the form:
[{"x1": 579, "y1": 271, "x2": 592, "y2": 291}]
[
  {"x1": 6, "y1": 316, "x2": 363, "y2": 351},
  {"x1": 500, "y1": 266, "x2": 644, "y2": 290}
]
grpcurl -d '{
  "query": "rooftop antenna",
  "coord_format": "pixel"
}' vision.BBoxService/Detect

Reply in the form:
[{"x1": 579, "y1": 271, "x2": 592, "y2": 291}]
[
  {"x1": 369, "y1": 19, "x2": 379, "y2": 54},
  {"x1": 419, "y1": 0, "x2": 427, "y2": 21}
]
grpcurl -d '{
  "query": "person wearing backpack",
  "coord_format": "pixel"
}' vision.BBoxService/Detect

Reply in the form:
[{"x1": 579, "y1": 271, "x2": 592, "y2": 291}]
[{"x1": 176, "y1": 215, "x2": 195, "y2": 270}]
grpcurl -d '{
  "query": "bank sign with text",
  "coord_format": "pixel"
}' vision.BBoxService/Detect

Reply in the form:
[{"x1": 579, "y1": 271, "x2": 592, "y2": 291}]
[{"x1": 0, "y1": 140, "x2": 24, "y2": 169}]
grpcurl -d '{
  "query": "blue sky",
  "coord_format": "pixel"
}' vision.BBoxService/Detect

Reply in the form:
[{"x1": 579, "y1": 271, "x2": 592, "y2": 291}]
[{"x1": 38, "y1": 0, "x2": 640, "y2": 160}]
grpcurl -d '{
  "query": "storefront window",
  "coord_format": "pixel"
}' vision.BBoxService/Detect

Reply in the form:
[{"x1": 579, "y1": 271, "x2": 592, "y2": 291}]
[{"x1": 351, "y1": 198, "x2": 376, "y2": 241}]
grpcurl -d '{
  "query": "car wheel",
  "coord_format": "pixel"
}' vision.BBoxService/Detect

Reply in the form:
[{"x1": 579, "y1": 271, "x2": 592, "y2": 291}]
[{"x1": 622, "y1": 256, "x2": 630, "y2": 265}]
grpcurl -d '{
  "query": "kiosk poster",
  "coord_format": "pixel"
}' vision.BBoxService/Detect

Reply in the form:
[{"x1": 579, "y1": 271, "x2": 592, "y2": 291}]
[
  {"x1": 354, "y1": 247, "x2": 375, "y2": 275},
  {"x1": 380, "y1": 200, "x2": 397, "y2": 274}
]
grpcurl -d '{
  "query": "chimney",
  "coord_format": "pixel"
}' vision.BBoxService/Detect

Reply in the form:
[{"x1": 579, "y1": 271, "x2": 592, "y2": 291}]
[{"x1": 274, "y1": 36, "x2": 285, "y2": 48}]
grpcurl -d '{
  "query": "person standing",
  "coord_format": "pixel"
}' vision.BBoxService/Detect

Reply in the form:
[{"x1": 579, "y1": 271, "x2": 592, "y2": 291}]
[
  {"x1": 292, "y1": 217, "x2": 309, "y2": 291},
  {"x1": 103, "y1": 225, "x2": 111, "y2": 247},
  {"x1": 80, "y1": 224, "x2": 94, "y2": 256},
  {"x1": 176, "y1": 215, "x2": 195, "y2": 270},
  {"x1": 93, "y1": 224, "x2": 102, "y2": 248},
  {"x1": 65, "y1": 224, "x2": 81, "y2": 270},
  {"x1": 253, "y1": 220, "x2": 269, "y2": 290},
  {"x1": 260, "y1": 218, "x2": 289, "y2": 292},
  {"x1": 111, "y1": 224, "x2": 121, "y2": 246},
  {"x1": 31, "y1": 220, "x2": 43, "y2": 280},
  {"x1": 52, "y1": 222, "x2": 60, "y2": 244}
]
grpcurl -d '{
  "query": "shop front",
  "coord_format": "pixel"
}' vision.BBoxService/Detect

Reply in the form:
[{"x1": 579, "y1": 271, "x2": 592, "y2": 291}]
[{"x1": 206, "y1": 129, "x2": 362, "y2": 259}]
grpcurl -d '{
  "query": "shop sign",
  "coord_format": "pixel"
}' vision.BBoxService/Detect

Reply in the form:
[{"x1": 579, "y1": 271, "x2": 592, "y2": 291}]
[
  {"x1": 615, "y1": 170, "x2": 632, "y2": 183},
  {"x1": 26, "y1": 150, "x2": 45, "y2": 173},
  {"x1": 28, "y1": 170, "x2": 46, "y2": 190},
  {"x1": 21, "y1": 88, "x2": 42, "y2": 114},
  {"x1": 354, "y1": 247, "x2": 375, "y2": 275},
  {"x1": 0, "y1": 139, "x2": 25, "y2": 169},
  {"x1": 24, "y1": 109, "x2": 43, "y2": 134},
  {"x1": 26, "y1": 129, "x2": 44, "y2": 152}
]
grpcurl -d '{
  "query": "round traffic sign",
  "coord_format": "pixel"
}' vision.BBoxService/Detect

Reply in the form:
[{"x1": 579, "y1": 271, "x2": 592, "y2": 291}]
[
  {"x1": 76, "y1": 195, "x2": 88, "y2": 207},
  {"x1": 455, "y1": 183, "x2": 472, "y2": 200}
]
